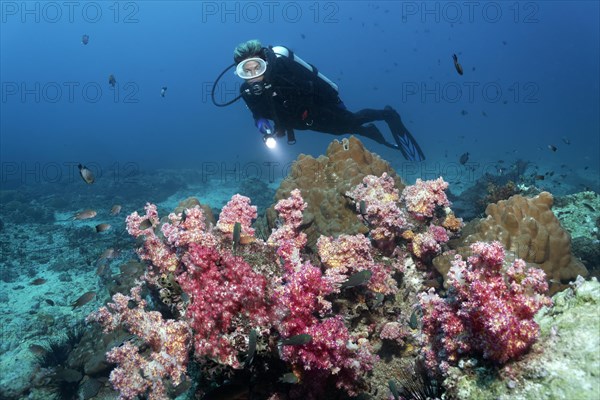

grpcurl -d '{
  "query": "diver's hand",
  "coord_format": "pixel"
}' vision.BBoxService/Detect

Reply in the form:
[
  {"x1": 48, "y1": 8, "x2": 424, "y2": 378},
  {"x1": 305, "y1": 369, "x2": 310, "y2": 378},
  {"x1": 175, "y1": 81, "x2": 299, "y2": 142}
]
[{"x1": 256, "y1": 118, "x2": 273, "y2": 135}]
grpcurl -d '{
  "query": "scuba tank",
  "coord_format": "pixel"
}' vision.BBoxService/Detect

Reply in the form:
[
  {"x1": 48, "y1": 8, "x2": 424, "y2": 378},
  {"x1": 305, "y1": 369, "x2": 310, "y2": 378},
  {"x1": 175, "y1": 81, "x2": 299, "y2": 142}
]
[{"x1": 271, "y1": 45, "x2": 339, "y2": 94}]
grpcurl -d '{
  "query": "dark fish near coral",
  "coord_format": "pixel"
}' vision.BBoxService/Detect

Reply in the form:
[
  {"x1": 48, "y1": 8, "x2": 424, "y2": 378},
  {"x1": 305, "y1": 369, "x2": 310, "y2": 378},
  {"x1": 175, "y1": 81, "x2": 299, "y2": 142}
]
[
  {"x1": 99, "y1": 247, "x2": 117, "y2": 260},
  {"x1": 459, "y1": 152, "x2": 470, "y2": 165},
  {"x1": 280, "y1": 333, "x2": 312, "y2": 346},
  {"x1": 534, "y1": 175, "x2": 545, "y2": 181},
  {"x1": 409, "y1": 307, "x2": 423, "y2": 329},
  {"x1": 30, "y1": 278, "x2": 47, "y2": 285},
  {"x1": 45, "y1": 299, "x2": 55, "y2": 306},
  {"x1": 139, "y1": 219, "x2": 153, "y2": 230},
  {"x1": 29, "y1": 344, "x2": 47, "y2": 356},
  {"x1": 96, "y1": 259, "x2": 109, "y2": 277},
  {"x1": 548, "y1": 144, "x2": 558, "y2": 152},
  {"x1": 279, "y1": 372, "x2": 299, "y2": 384},
  {"x1": 341, "y1": 270, "x2": 372, "y2": 289},
  {"x1": 160, "y1": 86, "x2": 167, "y2": 97},
  {"x1": 81, "y1": 34, "x2": 89, "y2": 45},
  {"x1": 95, "y1": 223, "x2": 111, "y2": 233},
  {"x1": 452, "y1": 53, "x2": 463, "y2": 75},
  {"x1": 244, "y1": 329, "x2": 257, "y2": 367},
  {"x1": 388, "y1": 379, "x2": 400, "y2": 400},
  {"x1": 119, "y1": 261, "x2": 144, "y2": 276},
  {"x1": 232, "y1": 222, "x2": 242, "y2": 253},
  {"x1": 359, "y1": 200, "x2": 367, "y2": 215},
  {"x1": 110, "y1": 205, "x2": 122, "y2": 216},
  {"x1": 78, "y1": 164, "x2": 95, "y2": 184},
  {"x1": 108, "y1": 74, "x2": 116, "y2": 87},
  {"x1": 74, "y1": 209, "x2": 97, "y2": 220},
  {"x1": 72, "y1": 291, "x2": 96, "y2": 309}
]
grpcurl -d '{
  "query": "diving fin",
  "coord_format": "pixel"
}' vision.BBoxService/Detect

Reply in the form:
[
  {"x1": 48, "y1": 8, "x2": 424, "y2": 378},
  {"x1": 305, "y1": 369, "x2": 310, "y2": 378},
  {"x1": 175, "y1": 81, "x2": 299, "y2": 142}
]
[{"x1": 384, "y1": 106, "x2": 426, "y2": 161}]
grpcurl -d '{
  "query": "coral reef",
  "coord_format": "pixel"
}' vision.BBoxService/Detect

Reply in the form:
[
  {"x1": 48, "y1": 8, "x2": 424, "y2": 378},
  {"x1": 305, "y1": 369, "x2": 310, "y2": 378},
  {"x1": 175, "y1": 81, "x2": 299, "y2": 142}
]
[
  {"x1": 435, "y1": 192, "x2": 587, "y2": 294},
  {"x1": 442, "y1": 277, "x2": 599, "y2": 400},
  {"x1": 59, "y1": 141, "x2": 595, "y2": 400},
  {"x1": 265, "y1": 136, "x2": 404, "y2": 250},
  {"x1": 420, "y1": 242, "x2": 552, "y2": 376}
]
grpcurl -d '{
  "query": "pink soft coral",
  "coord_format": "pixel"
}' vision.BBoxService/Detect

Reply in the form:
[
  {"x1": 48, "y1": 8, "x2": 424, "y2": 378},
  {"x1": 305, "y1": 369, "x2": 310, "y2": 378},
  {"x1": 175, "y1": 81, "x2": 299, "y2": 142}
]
[
  {"x1": 178, "y1": 243, "x2": 271, "y2": 368},
  {"x1": 419, "y1": 241, "x2": 552, "y2": 375},
  {"x1": 401, "y1": 177, "x2": 450, "y2": 219}
]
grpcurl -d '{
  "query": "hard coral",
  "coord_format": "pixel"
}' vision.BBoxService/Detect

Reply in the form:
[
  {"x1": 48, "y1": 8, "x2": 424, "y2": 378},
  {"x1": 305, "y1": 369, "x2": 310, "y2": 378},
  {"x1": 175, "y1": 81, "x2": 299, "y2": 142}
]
[
  {"x1": 466, "y1": 192, "x2": 587, "y2": 293},
  {"x1": 266, "y1": 136, "x2": 404, "y2": 251}
]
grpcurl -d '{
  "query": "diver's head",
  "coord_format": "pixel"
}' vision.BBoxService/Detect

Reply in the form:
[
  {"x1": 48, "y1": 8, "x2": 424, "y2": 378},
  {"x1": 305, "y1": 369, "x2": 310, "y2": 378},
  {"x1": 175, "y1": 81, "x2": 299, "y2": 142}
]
[
  {"x1": 233, "y1": 39, "x2": 263, "y2": 63},
  {"x1": 234, "y1": 40, "x2": 267, "y2": 83}
]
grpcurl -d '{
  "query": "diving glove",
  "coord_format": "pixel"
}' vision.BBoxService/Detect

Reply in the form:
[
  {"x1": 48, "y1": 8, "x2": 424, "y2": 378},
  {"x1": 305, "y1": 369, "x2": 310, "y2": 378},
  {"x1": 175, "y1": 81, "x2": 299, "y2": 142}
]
[{"x1": 256, "y1": 118, "x2": 273, "y2": 135}]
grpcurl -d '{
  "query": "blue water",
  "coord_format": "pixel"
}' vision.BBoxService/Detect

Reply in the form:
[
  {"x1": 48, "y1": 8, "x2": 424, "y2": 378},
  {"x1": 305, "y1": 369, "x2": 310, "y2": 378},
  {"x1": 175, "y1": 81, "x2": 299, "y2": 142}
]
[{"x1": 1, "y1": 1, "x2": 598, "y2": 188}]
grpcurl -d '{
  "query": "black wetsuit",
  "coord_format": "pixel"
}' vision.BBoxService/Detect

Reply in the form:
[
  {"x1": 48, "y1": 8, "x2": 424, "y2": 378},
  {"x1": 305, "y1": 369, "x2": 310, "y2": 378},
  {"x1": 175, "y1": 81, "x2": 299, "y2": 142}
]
[{"x1": 239, "y1": 46, "x2": 402, "y2": 149}]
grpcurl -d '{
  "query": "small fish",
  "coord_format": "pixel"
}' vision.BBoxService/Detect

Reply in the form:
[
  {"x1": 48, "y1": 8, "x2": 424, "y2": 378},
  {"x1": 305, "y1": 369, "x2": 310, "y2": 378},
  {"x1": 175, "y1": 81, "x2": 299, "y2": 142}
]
[
  {"x1": 459, "y1": 152, "x2": 470, "y2": 165},
  {"x1": 160, "y1": 86, "x2": 167, "y2": 97},
  {"x1": 280, "y1": 334, "x2": 312, "y2": 346},
  {"x1": 460, "y1": 109, "x2": 468, "y2": 116},
  {"x1": 481, "y1": 111, "x2": 487, "y2": 117},
  {"x1": 452, "y1": 53, "x2": 463, "y2": 75},
  {"x1": 548, "y1": 144, "x2": 558, "y2": 152},
  {"x1": 535, "y1": 175, "x2": 545, "y2": 181},
  {"x1": 110, "y1": 205, "x2": 122, "y2": 216},
  {"x1": 74, "y1": 209, "x2": 97, "y2": 220},
  {"x1": 108, "y1": 74, "x2": 116, "y2": 87},
  {"x1": 409, "y1": 307, "x2": 422, "y2": 329},
  {"x1": 119, "y1": 261, "x2": 143, "y2": 276},
  {"x1": 359, "y1": 200, "x2": 367, "y2": 215},
  {"x1": 279, "y1": 372, "x2": 299, "y2": 384},
  {"x1": 561, "y1": 137, "x2": 571, "y2": 145},
  {"x1": 95, "y1": 223, "x2": 111, "y2": 233},
  {"x1": 502, "y1": 40, "x2": 507, "y2": 45},
  {"x1": 29, "y1": 344, "x2": 47, "y2": 356},
  {"x1": 96, "y1": 258, "x2": 109, "y2": 276},
  {"x1": 71, "y1": 291, "x2": 96, "y2": 309},
  {"x1": 99, "y1": 247, "x2": 117, "y2": 260},
  {"x1": 244, "y1": 329, "x2": 257, "y2": 367},
  {"x1": 78, "y1": 164, "x2": 95, "y2": 184},
  {"x1": 341, "y1": 270, "x2": 372, "y2": 289},
  {"x1": 300, "y1": 33, "x2": 306, "y2": 39},
  {"x1": 30, "y1": 278, "x2": 47, "y2": 285},
  {"x1": 45, "y1": 299, "x2": 55, "y2": 306},
  {"x1": 81, "y1": 34, "x2": 89, "y2": 45},
  {"x1": 388, "y1": 379, "x2": 400, "y2": 400},
  {"x1": 232, "y1": 222, "x2": 241, "y2": 253},
  {"x1": 139, "y1": 219, "x2": 153, "y2": 230}
]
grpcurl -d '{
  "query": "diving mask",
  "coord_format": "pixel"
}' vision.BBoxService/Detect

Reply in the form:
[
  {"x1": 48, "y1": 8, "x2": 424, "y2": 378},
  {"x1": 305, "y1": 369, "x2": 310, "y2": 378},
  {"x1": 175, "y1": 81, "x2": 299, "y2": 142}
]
[{"x1": 235, "y1": 57, "x2": 267, "y2": 80}]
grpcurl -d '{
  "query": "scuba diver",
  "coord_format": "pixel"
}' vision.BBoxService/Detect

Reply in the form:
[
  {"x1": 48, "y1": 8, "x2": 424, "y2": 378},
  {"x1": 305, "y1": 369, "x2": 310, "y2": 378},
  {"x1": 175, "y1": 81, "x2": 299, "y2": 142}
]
[{"x1": 212, "y1": 39, "x2": 425, "y2": 161}]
